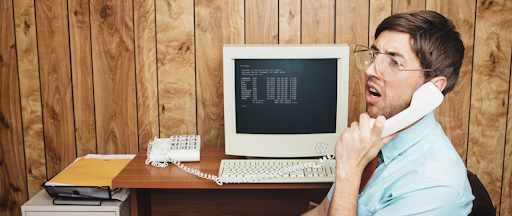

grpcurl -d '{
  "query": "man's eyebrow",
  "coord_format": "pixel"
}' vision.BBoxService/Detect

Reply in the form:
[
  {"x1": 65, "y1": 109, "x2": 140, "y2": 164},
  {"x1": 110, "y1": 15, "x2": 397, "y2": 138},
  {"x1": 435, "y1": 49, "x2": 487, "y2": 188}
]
[
  {"x1": 371, "y1": 44, "x2": 405, "y2": 59},
  {"x1": 388, "y1": 50, "x2": 405, "y2": 59}
]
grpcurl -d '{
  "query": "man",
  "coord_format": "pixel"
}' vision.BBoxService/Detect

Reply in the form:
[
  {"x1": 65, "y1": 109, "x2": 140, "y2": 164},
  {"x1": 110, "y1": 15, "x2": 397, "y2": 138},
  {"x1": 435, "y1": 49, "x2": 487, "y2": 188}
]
[{"x1": 303, "y1": 10, "x2": 474, "y2": 215}]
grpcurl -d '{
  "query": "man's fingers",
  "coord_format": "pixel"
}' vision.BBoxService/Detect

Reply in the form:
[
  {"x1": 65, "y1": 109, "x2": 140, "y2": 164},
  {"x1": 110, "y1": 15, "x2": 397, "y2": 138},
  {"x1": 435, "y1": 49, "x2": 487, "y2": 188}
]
[
  {"x1": 371, "y1": 115, "x2": 386, "y2": 139},
  {"x1": 350, "y1": 121, "x2": 359, "y2": 129},
  {"x1": 371, "y1": 116, "x2": 397, "y2": 148},
  {"x1": 359, "y1": 113, "x2": 371, "y2": 138}
]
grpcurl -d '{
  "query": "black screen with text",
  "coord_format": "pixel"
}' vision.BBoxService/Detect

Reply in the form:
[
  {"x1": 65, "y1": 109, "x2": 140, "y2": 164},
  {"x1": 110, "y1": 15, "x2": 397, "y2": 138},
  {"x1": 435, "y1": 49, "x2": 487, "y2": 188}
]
[{"x1": 235, "y1": 59, "x2": 337, "y2": 134}]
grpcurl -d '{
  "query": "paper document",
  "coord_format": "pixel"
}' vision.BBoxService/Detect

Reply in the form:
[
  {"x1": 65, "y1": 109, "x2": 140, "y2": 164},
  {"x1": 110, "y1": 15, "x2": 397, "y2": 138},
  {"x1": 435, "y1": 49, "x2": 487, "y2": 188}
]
[{"x1": 45, "y1": 154, "x2": 135, "y2": 201}]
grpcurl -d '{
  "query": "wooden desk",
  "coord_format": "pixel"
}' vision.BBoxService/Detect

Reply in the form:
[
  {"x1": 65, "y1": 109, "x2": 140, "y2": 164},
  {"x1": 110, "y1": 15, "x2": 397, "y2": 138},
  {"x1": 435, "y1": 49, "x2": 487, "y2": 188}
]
[{"x1": 113, "y1": 148, "x2": 331, "y2": 216}]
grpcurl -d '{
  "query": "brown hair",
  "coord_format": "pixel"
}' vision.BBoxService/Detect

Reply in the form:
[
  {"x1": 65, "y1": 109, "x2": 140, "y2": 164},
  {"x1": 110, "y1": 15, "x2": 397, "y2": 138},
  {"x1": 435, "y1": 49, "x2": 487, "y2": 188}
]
[{"x1": 375, "y1": 10, "x2": 464, "y2": 95}]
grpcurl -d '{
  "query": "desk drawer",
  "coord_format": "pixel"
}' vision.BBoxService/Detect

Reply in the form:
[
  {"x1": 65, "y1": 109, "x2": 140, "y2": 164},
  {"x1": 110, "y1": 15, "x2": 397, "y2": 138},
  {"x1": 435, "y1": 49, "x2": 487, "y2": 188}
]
[{"x1": 26, "y1": 212, "x2": 115, "y2": 216}]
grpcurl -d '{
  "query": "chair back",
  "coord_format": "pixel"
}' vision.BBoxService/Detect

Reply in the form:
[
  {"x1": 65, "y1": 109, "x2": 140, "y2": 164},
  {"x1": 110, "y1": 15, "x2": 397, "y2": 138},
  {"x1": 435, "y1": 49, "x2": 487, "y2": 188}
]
[{"x1": 467, "y1": 170, "x2": 495, "y2": 216}]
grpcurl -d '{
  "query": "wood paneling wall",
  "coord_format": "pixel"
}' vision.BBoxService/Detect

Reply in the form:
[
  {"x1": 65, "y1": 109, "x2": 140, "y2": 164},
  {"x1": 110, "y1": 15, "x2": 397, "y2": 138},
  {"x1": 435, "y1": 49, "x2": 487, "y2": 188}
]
[{"x1": 1, "y1": 0, "x2": 510, "y2": 215}]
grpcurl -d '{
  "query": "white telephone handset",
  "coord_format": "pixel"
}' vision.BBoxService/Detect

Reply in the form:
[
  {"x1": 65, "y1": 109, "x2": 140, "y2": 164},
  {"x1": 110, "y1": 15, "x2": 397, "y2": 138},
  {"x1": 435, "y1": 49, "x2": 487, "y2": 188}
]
[{"x1": 369, "y1": 82, "x2": 444, "y2": 137}]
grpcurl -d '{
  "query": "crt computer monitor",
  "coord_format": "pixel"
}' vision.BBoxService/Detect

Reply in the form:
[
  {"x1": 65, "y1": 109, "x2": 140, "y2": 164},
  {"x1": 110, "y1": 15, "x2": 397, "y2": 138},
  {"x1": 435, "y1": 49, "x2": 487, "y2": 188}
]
[{"x1": 223, "y1": 44, "x2": 349, "y2": 158}]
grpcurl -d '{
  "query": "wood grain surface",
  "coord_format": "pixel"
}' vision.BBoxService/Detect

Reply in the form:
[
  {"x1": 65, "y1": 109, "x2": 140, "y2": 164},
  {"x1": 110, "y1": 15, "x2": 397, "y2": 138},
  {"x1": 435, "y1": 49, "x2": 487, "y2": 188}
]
[
  {"x1": 156, "y1": 1, "x2": 196, "y2": 137},
  {"x1": 90, "y1": 0, "x2": 138, "y2": 154},
  {"x1": 504, "y1": 68, "x2": 512, "y2": 215},
  {"x1": 428, "y1": 0, "x2": 475, "y2": 164},
  {"x1": 279, "y1": 0, "x2": 301, "y2": 44},
  {"x1": 245, "y1": 0, "x2": 278, "y2": 44},
  {"x1": 134, "y1": 0, "x2": 159, "y2": 149},
  {"x1": 369, "y1": 0, "x2": 391, "y2": 44},
  {"x1": 335, "y1": 0, "x2": 369, "y2": 125},
  {"x1": 156, "y1": 0, "x2": 196, "y2": 139},
  {"x1": 392, "y1": 0, "x2": 425, "y2": 13},
  {"x1": 68, "y1": 0, "x2": 97, "y2": 157},
  {"x1": 467, "y1": 1, "x2": 512, "y2": 214},
  {"x1": 35, "y1": 0, "x2": 76, "y2": 178},
  {"x1": 302, "y1": 0, "x2": 335, "y2": 44},
  {"x1": 12, "y1": 0, "x2": 46, "y2": 199},
  {"x1": 0, "y1": 1, "x2": 27, "y2": 215},
  {"x1": 195, "y1": 0, "x2": 244, "y2": 148}
]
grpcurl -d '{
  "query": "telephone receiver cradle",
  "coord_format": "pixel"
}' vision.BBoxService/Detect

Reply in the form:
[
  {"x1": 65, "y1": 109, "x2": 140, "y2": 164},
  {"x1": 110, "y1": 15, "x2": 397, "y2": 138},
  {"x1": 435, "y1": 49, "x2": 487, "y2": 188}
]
[{"x1": 146, "y1": 82, "x2": 444, "y2": 185}]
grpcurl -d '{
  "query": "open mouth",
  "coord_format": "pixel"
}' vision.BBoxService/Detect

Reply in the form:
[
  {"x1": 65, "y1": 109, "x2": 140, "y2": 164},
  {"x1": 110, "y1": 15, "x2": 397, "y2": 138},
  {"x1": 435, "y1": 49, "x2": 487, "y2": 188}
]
[{"x1": 369, "y1": 87, "x2": 381, "y2": 98}]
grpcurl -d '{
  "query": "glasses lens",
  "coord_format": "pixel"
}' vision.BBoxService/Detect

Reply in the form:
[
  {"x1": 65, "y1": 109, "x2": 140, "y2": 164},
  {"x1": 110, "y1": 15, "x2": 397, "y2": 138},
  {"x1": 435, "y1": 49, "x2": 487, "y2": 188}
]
[
  {"x1": 354, "y1": 46, "x2": 372, "y2": 70},
  {"x1": 353, "y1": 45, "x2": 405, "y2": 81},
  {"x1": 374, "y1": 54, "x2": 400, "y2": 80}
]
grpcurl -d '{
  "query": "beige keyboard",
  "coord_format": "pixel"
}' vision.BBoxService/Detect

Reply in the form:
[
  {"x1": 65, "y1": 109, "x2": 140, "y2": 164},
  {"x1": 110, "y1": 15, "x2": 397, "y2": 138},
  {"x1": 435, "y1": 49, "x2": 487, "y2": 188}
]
[{"x1": 218, "y1": 159, "x2": 335, "y2": 183}]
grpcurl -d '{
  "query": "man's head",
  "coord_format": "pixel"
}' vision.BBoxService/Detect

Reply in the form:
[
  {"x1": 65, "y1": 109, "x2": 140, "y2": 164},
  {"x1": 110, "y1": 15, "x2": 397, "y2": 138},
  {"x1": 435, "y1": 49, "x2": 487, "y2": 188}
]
[
  {"x1": 364, "y1": 10, "x2": 464, "y2": 119},
  {"x1": 375, "y1": 10, "x2": 464, "y2": 95}
]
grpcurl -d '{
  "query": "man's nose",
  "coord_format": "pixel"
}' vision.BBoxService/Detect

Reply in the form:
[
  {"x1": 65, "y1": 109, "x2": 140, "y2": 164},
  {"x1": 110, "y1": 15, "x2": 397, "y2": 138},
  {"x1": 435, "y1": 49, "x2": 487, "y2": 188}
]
[{"x1": 364, "y1": 59, "x2": 380, "y2": 79}]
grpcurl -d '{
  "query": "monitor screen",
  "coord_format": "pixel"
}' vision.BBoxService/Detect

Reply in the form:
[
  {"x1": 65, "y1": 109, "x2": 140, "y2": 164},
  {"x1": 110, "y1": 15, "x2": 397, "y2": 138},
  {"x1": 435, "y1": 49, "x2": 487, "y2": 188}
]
[
  {"x1": 235, "y1": 59, "x2": 337, "y2": 134},
  {"x1": 223, "y1": 44, "x2": 349, "y2": 158}
]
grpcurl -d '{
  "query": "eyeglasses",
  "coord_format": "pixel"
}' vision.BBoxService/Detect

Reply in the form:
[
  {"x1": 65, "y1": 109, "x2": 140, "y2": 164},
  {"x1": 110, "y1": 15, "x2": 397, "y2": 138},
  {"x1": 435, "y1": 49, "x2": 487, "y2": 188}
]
[{"x1": 353, "y1": 45, "x2": 437, "y2": 80}]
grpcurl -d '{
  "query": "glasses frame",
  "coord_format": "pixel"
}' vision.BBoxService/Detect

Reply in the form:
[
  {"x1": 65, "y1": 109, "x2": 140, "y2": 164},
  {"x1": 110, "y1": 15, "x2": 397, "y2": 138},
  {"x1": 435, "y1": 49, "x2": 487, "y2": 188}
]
[{"x1": 353, "y1": 45, "x2": 438, "y2": 78}]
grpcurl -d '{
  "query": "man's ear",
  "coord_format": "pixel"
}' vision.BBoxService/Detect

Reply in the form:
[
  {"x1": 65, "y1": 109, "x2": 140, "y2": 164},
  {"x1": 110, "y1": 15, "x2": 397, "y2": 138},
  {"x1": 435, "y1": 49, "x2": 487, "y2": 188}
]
[{"x1": 430, "y1": 76, "x2": 447, "y2": 93}]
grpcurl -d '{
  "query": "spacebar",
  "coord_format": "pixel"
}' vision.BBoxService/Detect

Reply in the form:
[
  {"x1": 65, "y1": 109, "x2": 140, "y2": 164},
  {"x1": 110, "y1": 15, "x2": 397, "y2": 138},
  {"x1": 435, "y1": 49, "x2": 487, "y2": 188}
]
[{"x1": 222, "y1": 176, "x2": 334, "y2": 183}]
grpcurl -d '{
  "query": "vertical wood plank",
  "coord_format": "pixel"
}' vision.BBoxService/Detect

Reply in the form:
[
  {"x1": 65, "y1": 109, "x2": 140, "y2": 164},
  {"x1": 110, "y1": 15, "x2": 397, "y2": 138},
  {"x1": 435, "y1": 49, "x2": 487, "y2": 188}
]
[
  {"x1": 12, "y1": 0, "x2": 46, "y2": 198},
  {"x1": 279, "y1": 0, "x2": 301, "y2": 44},
  {"x1": 156, "y1": 0, "x2": 196, "y2": 138},
  {"x1": 302, "y1": 0, "x2": 335, "y2": 44},
  {"x1": 392, "y1": 0, "x2": 425, "y2": 14},
  {"x1": 369, "y1": 0, "x2": 391, "y2": 44},
  {"x1": 68, "y1": 0, "x2": 97, "y2": 156},
  {"x1": 195, "y1": 0, "x2": 245, "y2": 147},
  {"x1": 90, "y1": 0, "x2": 138, "y2": 154},
  {"x1": 134, "y1": 0, "x2": 158, "y2": 149},
  {"x1": 245, "y1": 0, "x2": 278, "y2": 44},
  {"x1": 335, "y1": 0, "x2": 370, "y2": 125},
  {"x1": 427, "y1": 1, "x2": 475, "y2": 165},
  {"x1": 0, "y1": 1, "x2": 27, "y2": 215},
  {"x1": 505, "y1": 59, "x2": 512, "y2": 215},
  {"x1": 467, "y1": 0, "x2": 512, "y2": 214},
  {"x1": 35, "y1": 0, "x2": 76, "y2": 178}
]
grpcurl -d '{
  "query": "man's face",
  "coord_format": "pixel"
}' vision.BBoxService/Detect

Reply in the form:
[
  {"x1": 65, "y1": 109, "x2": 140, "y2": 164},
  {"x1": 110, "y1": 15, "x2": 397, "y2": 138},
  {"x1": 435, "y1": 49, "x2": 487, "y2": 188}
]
[{"x1": 365, "y1": 30, "x2": 426, "y2": 119}]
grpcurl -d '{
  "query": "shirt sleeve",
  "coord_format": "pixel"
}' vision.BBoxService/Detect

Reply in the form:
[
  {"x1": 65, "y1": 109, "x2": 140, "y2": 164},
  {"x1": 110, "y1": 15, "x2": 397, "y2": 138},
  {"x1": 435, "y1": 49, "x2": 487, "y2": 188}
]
[
  {"x1": 327, "y1": 183, "x2": 334, "y2": 201},
  {"x1": 371, "y1": 179, "x2": 470, "y2": 216}
]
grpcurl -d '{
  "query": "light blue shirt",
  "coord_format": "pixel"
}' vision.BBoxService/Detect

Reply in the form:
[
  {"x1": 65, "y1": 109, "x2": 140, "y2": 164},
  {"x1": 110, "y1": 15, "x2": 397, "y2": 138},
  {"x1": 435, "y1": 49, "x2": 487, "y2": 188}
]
[{"x1": 328, "y1": 112, "x2": 474, "y2": 215}]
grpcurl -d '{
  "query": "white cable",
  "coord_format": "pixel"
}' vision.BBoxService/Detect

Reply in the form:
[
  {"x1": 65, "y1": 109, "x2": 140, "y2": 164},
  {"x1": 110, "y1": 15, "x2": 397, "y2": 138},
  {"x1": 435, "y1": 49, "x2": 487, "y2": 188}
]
[
  {"x1": 166, "y1": 157, "x2": 223, "y2": 185},
  {"x1": 146, "y1": 138, "x2": 337, "y2": 186}
]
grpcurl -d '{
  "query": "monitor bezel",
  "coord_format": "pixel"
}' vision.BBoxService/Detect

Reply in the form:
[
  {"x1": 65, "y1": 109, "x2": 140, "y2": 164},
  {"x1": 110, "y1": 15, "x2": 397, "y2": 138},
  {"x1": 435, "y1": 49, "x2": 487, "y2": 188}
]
[{"x1": 223, "y1": 44, "x2": 350, "y2": 158}]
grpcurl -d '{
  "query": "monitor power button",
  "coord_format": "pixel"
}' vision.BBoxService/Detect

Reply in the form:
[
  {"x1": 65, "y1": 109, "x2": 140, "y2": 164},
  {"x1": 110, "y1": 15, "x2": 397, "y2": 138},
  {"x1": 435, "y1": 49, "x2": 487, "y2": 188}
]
[{"x1": 315, "y1": 143, "x2": 327, "y2": 154}]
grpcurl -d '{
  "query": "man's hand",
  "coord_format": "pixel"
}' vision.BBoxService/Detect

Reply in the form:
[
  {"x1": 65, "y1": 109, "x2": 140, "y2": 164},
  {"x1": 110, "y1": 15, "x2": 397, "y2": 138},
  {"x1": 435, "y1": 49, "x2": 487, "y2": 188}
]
[
  {"x1": 328, "y1": 113, "x2": 397, "y2": 216},
  {"x1": 334, "y1": 113, "x2": 396, "y2": 175}
]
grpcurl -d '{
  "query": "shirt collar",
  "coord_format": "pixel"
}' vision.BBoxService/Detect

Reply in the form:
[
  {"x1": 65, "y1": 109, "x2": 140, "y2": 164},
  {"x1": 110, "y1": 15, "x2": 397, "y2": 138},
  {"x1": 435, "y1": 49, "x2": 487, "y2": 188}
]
[{"x1": 379, "y1": 111, "x2": 435, "y2": 165}]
